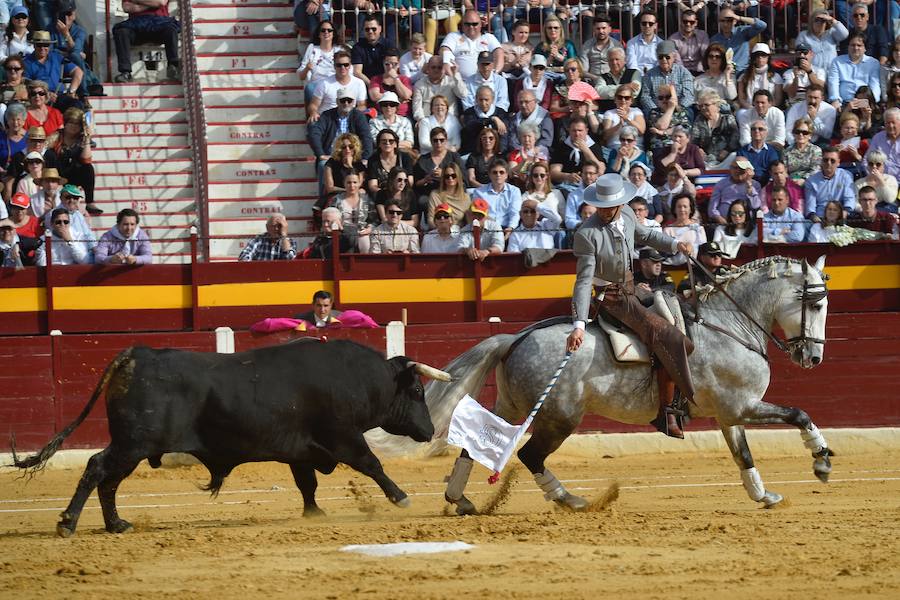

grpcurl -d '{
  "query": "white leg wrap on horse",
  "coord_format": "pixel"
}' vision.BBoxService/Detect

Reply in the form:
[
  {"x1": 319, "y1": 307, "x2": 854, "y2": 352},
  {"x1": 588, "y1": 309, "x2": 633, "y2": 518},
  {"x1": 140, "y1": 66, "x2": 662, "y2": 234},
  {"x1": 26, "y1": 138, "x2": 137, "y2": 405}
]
[
  {"x1": 534, "y1": 469, "x2": 566, "y2": 501},
  {"x1": 741, "y1": 467, "x2": 767, "y2": 502},
  {"x1": 444, "y1": 456, "x2": 474, "y2": 502},
  {"x1": 801, "y1": 425, "x2": 828, "y2": 454}
]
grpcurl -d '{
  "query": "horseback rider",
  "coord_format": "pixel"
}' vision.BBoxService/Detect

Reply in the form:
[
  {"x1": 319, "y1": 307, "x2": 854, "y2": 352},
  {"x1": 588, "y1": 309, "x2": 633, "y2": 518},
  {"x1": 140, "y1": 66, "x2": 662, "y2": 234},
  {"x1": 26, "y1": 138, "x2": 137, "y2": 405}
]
[{"x1": 566, "y1": 174, "x2": 694, "y2": 438}]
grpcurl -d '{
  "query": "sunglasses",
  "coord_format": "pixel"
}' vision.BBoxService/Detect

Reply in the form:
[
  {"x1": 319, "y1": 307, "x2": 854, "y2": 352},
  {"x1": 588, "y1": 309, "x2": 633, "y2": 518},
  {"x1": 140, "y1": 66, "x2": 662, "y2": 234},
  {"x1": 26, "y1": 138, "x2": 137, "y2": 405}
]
[
  {"x1": 532, "y1": 172, "x2": 547, "y2": 178},
  {"x1": 657, "y1": 95, "x2": 671, "y2": 100},
  {"x1": 793, "y1": 129, "x2": 810, "y2": 135},
  {"x1": 364, "y1": 27, "x2": 379, "y2": 32},
  {"x1": 566, "y1": 67, "x2": 580, "y2": 72},
  {"x1": 339, "y1": 97, "x2": 354, "y2": 103},
  {"x1": 490, "y1": 170, "x2": 507, "y2": 176},
  {"x1": 750, "y1": 127, "x2": 767, "y2": 131},
  {"x1": 335, "y1": 62, "x2": 351, "y2": 68},
  {"x1": 432, "y1": 137, "x2": 447, "y2": 143},
  {"x1": 443, "y1": 173, "x2": 457, "y2": 179},
  {"x1": 320, "y1": 28, "x2": 334, "y2": 33},
  {"x1": 532, "y1": 65, "x2": 546, "y2": 70},
  {"x1": 620, "y1": 138, "x2": 635, "y2": 143},
  {"x1": 709, "y1": 54, "x2": 723, "y2": 59},
  {"x1": 5, "y1": 66, "x2": 22, "y2": 72},
  {"x1": 731, "y1": 210, "x2": 746, "y2": 216},
  {"x1": 395, "y1": 177, "x2": 407, "y2": 183},
  {"x1": 26, "y1": 159, "x2": 42, "y2": 164},
  {"x1": 435, "y1": 214, "x2": 451, "y2": 220},
  {"x1": 381, "y1": 102, "x2": 399, "y2": 108},
  {"x1": 53, "y1": 219, "x2": 70, "y2": 225},
  {"x1": 641, "y1": 21, "x2": 656, "y2": 26},
  {"x1": 12, "y1": 14, "x2": 27, "y2": 19},
  {"x1": 682, "y1": 19, "x2": 697, "y2": 24},
  {"x1": 615, "y1": 94, "x2": 632, "y2": 100},
  {"x1": 387, "y1": 209, "x2": 404, "y2": 215},
  {"x1": 380, "y1": 138, "x2": 397, "y2": 144},
  {"x1": 464, "y1": 22, "x2": 480, "y2": 27},
  {"x1": 29, "y1": 90, "x2": 47, "y2": 97},
  {"x1": 546, "y1": 25, "x2": 560, "y2": 30},
  {"x1": 869, "y1": 161, "x2": 884, "y2": 166},
  {"x1": 383, "y1": 62, "x2": 399, "y2": 68},
  {"x1": 853, "y1": 12, "x2": 868, "y2": 17},
  {"x1": 658, "y1": 55, "x2": 673, "y2": 60}
]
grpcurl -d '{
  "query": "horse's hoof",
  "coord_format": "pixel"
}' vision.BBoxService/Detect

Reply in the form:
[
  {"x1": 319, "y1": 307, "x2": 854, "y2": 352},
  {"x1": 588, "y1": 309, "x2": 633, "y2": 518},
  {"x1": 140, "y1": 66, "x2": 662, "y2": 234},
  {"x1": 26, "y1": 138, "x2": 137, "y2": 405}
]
[
  {"x1": 391, "y1": 493, "x2": 411, "y2": 508},
  {"x1": 446, "y1": 494, "x2": 478, "y2": 516},
  {"x1": 814, "y1": 469, "x2": 830, "y2": 483},
  {"x1": 554, "y1": 493, "x2": 589, "y2": 512},
  {"x1": 56, "y1": 523, "x2": 75, "y2": 538},
  {"x1": 761, "y1": 492, "x2": 784, "y2": 508},
  {"x1": 302, "y1": 506, "x2": 326, "y2": 518},
  {"x1": 106, "y1": 519, "x2": 133, "y2": 534}
]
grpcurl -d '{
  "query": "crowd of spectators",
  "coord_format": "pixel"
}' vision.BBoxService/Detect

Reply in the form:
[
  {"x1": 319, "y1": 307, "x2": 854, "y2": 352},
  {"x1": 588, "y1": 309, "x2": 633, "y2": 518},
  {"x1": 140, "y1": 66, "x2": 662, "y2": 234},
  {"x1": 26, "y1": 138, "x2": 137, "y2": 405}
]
[{"x1": 277, "y1": 4, "x2": 900, "y2": 261}]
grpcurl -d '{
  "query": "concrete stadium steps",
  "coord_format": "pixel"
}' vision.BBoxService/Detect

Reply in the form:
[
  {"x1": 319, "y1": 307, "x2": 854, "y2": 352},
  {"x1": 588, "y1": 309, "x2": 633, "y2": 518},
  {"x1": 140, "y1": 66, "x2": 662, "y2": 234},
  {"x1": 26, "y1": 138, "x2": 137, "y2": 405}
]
[
  {"x1": 90, "y1": 146, "x2": 192, "y2": 161},
  {"x1": 192, "y1": 0, "x2": 314, "y2": 261},
  {"x1": 92, "y1": 107, "x2": 186, "y2": 124},
  {"x1": 93, "y1": 122, "x2": 189, "y2": 137},
  {"x1": 206, "y1": 142, "x2": 309, "y2": 161},
  {"x1": 90, "y1": 95, "x2": 186, "y2": 111},
  {"x1": 196, "y1": 52, "x2": 299, "y2": 71},
  {"x1": 207, "y1": 159, "x2": 316, "y2": 181},
  {"x1": 95, "y1": 172, "x2": 193, "y2": 188},
  {"x1": 88, "y1": 198, "x2": 197, "y2": 216},
  {"x1": 92, "y1": 158, "x2": 193, "y2": 174},
  {"x1": 93, "y1": 185, "x2": 195, "y2": 201},
  {"x1": 207, "y1": 197, "x2": 315, "y2": 219},
  {"x1": 206, "y1": 122, "x2": 307, "y2": 144}
]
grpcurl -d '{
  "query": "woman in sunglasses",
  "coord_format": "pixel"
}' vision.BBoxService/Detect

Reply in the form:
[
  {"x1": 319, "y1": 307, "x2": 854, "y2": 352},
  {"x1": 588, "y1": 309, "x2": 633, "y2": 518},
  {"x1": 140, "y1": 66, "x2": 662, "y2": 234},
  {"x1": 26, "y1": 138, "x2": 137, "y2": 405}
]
[
  {"x1": 374, "y1": 166, "x2": 419, "y2": 229},
  {"x1": 365, "y1": 129, "x2": 412, "y2": 196},
  {"x1": 548, "y1": 58, "x2": 585, "y2": 119},
  {"x1": 426, "y1": 162, "x2": 469, "y2": 227},
  {"x1": 534, "y1": 16, "x2": 576, "y2": 77},
  {"x1": 0, "y1": 56, "x2": 29, "y2": 106},
  {"x1": 783, "y1": 116, "x2": 822, "y2": 186},
  {"x1": 0, "y1": 6, "x2": 34, "y2": 59},
  {"x1": 520, "y1": 160, "x2": 562, "y2": 222},
  {"x1": 53, "y1": 107, "x2": 95, "y2": 208},
  {"x1": 880, "y1": 39, "x2": 900, "y2": 104},
  {"x1": 854, "y1": 149, "x2": 898, "y2": 208},
  {"x1": 297, "y1": 20, "x2": 346, "y2": 106},
  {"x1": 694, "y1": 43, "x2": 737, "y2": 109},
  {"x1": 24, "y1": 81, "x2": 63, "y2": 140}
]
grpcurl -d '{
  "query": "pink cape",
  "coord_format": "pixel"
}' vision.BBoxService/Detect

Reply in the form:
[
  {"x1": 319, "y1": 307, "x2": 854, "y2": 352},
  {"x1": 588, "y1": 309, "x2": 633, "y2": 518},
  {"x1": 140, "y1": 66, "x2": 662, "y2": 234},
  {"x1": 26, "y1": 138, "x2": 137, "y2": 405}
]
[{"x1": 250, "y1": 310, "x2": 379, "y2": 334}]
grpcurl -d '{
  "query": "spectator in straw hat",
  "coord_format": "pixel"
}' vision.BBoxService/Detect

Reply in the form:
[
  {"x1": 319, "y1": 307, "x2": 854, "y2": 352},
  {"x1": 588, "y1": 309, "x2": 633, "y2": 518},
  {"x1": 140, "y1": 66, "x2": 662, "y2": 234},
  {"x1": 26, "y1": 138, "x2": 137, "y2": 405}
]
[
  {"x1": 29, "y1": 166, "x2": 65, "y2": 219},
  {"x1": 23, "y1": 30, "x2": 82, "y2": 109},
  {"x1": 7, "y1": 126, "x2": 58, "y2": 186}
]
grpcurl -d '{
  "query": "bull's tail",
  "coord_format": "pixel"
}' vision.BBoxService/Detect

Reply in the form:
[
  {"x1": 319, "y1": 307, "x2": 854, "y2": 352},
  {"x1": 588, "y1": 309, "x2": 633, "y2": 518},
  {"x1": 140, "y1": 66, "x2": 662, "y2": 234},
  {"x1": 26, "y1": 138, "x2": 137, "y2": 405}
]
[
  {"x1": 9, "y1": 348, "x2": 134, "y2": 475},
  {"x1": 365, "y1": 333, "x2": 522, "y2": 458}
]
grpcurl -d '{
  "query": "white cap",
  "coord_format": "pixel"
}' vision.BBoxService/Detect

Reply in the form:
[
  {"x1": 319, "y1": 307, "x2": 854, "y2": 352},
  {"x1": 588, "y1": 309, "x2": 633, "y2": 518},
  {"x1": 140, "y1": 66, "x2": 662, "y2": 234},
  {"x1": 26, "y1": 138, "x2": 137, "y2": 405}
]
[
  {"x1": 751, "y1": 43, "x2": 771, "y2": 55},
  {"x1": 378, "y1": 91, "x2": 400, "y2": 104}
]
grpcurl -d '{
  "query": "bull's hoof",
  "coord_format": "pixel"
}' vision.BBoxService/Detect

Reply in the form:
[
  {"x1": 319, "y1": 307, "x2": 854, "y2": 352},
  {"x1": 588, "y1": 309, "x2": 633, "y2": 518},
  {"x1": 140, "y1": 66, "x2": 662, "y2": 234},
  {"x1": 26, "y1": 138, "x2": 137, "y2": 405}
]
[
  {"x1": 553, "y1": 493, "x2": 590, "y2": 512},
  {"x1": 56, "y1": 522, "x2": 75, "y2": 538},
  {"x1": 303, "y1": 505, "x2": 326, "y2": 518},
  {"x1": 391, "y1": 492, "x2": 411, "y2": 508},
  {"x1": 761, "y1": 491, "x2": 784, "y2": 508},
  {"x1": 106, "y1": 519, "x2": 133, "y2": 534},
  {"x1": 446, "y1": 494, "x2": 478, "y2": 516}
]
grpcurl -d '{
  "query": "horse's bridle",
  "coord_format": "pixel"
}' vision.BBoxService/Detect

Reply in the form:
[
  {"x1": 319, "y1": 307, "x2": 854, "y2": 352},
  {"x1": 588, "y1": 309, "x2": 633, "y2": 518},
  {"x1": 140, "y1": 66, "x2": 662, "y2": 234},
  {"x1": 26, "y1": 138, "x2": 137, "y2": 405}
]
[{"x1": 687, "y1": 257, "x2": 828, "y2": 360}]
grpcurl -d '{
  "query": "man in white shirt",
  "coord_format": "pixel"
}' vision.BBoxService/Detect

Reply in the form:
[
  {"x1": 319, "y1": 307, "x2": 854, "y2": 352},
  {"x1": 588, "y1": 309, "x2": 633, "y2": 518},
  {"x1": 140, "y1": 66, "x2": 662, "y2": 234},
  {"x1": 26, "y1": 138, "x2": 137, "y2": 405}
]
[
  {"x1": 411, "y1": 55, "x2": 468, "y2": 121},
  {"x1": 440, "y1": 10, "x2": 503, "y2": 79},
  {"x1": 507, "y1": 197, "x2": 561, "y2": 252},
  {"x1": 626, "y1": 11, "x2": 662, "y2": 73},
  {"x1": 781, "y1": 43, "x2": 826, "y2": 108},
  {"x1": 306, "y1": 50, "x2": 367, "y2": 122},
  {"x1": 464, "y1": 51, "x2": 509, "y2": 111},
  {"x1": 784, "y1": 84, "x2": 836, "y2": 146},
  {"x1": 737, "y1": 89, "x2": 785, "y2": 148}
]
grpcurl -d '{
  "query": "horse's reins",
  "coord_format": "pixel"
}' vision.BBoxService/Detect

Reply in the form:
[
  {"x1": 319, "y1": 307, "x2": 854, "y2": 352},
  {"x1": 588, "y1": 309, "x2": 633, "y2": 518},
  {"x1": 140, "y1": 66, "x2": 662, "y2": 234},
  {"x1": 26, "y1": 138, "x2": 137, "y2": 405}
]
[{"x1": 685, "y1": 256, "x2": 826, "y2": 360}]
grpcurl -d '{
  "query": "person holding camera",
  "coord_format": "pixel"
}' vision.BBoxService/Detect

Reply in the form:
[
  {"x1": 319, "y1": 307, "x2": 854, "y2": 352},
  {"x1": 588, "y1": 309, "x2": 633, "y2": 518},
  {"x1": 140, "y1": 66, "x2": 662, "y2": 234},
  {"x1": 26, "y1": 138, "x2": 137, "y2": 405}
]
[
  {"x1": 782, "y1": 43, "x2": 826, "y2": 109},
  {"x1": 50, "y1": 1, "x2": 101, "y2": 97},
  {"x1": 51, "y1": 106, "x2": 97, "y2": 213}
]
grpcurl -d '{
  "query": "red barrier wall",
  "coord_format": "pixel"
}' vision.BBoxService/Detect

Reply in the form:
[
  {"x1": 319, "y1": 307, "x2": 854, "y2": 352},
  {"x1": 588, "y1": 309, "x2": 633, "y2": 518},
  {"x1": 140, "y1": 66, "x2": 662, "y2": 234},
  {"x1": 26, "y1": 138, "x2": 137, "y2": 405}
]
[{"x1": 6, "y1": 313, "x2": 899, "y2": 452}]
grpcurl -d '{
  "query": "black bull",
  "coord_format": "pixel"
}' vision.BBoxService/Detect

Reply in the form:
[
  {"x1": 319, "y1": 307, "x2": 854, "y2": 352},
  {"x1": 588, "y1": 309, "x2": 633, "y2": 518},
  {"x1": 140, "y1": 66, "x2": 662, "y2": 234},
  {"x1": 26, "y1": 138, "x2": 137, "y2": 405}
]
[{"x1": 11, "y1": 339, "x2": 451, "y2": 537}]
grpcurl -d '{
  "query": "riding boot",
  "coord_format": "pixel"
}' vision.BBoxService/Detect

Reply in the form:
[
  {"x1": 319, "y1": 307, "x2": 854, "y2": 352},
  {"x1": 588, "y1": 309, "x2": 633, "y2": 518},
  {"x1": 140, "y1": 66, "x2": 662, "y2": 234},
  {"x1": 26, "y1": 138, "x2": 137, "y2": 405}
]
[{"x1": 650, "y1": 369, "x2": 684, "y2": 439}]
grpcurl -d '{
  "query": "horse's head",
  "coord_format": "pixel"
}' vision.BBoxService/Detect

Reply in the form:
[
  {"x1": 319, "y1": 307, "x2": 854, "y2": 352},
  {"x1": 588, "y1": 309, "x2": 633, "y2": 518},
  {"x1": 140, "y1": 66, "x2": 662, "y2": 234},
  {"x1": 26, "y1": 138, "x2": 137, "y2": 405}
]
[{"x1": 774, "y1": 255, "x2": 829, "y2": 369}]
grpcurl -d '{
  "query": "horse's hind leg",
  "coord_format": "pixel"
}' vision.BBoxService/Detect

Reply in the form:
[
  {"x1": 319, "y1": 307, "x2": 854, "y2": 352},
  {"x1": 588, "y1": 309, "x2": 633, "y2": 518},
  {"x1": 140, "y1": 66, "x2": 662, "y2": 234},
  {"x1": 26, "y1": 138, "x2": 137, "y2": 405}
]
[
  {"x1": 518, "y1": 421, "x2": 588, "y2": 512},
  {"x1": 733, "y1": 401, "x2": 834, "y2": 483},
  {"x1": 444, "y1": 450, "x2": 477, "y2": 516},
  {"x1": 721, "y1": 425, "x2": 783, "y2": 508}
]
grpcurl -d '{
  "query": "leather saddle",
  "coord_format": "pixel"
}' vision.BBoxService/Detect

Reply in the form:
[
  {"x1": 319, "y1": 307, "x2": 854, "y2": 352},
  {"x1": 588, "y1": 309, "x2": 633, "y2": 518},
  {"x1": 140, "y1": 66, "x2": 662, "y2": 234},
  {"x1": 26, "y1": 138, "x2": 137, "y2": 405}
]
[{"x1": 594, "y1": 291, "x2": 688, "y2": 363}]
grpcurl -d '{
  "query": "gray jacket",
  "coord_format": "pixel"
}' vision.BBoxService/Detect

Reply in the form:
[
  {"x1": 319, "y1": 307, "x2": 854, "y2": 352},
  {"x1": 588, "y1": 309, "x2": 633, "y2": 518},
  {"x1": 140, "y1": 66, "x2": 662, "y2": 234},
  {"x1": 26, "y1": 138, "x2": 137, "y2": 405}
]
[{"x1": 572, "y1": 204, "x2": 678, "y2": 322}]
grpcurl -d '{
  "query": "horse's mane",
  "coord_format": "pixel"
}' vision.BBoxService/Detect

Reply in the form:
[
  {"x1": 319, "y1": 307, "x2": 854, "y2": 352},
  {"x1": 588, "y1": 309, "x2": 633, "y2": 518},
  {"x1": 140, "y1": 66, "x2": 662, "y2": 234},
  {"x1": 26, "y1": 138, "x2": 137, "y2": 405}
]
[{"x1": 695, "y1": 256, "x2": 813, "y2": 303}]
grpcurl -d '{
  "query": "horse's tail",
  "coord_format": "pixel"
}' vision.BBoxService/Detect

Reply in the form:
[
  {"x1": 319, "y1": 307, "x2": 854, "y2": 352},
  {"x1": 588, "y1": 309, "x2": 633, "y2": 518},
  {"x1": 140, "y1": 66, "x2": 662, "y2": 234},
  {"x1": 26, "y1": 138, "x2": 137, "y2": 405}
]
[
  {"x1": 8, "y1": 348, "x2": 134, "y2": 476},
  {"x1": 365, "y1": 333, "x2": 522, "y2": 458}
]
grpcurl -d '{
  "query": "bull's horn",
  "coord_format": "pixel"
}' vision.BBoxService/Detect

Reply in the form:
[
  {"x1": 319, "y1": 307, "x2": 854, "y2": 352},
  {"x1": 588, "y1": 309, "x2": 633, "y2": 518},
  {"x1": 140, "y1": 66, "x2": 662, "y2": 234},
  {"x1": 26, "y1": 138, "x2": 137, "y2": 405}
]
[{"x1": 407, "y1": 361, "x2": 452, "y2": 382}]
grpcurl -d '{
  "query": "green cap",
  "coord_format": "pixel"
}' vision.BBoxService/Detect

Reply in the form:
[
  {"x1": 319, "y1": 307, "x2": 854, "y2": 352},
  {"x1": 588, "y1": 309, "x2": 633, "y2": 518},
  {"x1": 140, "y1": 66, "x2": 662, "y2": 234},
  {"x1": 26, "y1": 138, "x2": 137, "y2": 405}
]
[{"x1": 62, "y1": 184, "x2": 84, "y2": 197}]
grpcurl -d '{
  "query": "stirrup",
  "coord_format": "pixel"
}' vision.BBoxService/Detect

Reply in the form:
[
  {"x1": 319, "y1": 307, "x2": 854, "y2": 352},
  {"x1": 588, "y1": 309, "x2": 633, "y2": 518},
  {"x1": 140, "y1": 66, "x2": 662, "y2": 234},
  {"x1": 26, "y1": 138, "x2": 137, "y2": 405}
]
[
  {"x1": 662, "y1": 405, "x2": 686, "y2": 417},
  {"x1": 650, "y1": 412, "x2": 685, "y2": 439}
]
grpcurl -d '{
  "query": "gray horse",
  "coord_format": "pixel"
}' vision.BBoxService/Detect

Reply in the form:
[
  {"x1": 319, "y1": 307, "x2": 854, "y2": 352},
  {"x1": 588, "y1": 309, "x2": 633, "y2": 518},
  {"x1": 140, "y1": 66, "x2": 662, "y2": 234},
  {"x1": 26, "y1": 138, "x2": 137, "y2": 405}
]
[{"x1": 423, "y1": 256, "x2": 833, "y2": 513}]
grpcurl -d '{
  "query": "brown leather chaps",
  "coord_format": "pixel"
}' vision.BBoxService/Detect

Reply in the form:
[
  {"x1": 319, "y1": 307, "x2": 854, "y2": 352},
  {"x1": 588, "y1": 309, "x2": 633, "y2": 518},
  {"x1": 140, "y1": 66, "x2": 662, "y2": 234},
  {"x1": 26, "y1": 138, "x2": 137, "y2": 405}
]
[{"x1": 595, "y1": 282, "x2": 696, "y2": 401}]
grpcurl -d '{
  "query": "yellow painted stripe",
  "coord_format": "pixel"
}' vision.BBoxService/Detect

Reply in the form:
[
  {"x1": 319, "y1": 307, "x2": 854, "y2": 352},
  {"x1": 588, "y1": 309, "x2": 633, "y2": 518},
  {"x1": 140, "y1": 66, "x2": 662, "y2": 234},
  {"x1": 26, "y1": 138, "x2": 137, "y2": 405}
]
[
  {"x1": 341, "y1": 278, "x2": 475, "y2": 303},
  {"x1": 481, "y1": 274, "x2": 575, "y2": 301},
  {"x1": 54, "y1": 285, "x2": 192, "y2": 310},
  {"x1": 670, "y1": 264, "x2": 900, "y2": 291},
  {"x1": 198, "y1": 281, "x2": 333, "y2": 307},
  {"x1": 0, "y1": 287, "x2": 47, "y2": 312}
]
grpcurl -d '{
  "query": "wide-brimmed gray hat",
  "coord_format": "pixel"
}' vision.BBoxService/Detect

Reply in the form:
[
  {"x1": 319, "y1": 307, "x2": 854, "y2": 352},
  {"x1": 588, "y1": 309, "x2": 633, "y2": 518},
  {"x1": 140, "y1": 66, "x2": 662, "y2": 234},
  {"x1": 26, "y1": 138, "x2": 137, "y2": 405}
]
[{"x1": 582, "y1": 173, "x2": 637, "y2": 208}]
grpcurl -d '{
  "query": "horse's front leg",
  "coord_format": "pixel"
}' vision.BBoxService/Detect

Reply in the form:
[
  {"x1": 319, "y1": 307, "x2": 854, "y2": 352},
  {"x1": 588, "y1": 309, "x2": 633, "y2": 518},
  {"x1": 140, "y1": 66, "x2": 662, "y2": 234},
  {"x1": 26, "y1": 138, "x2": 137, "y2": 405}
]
[
  {"x1": 518, "y1": 417, "x2": 588, "y2": 512},
  {"x1": 731, "y1": 401, "x2": 834, "y2": 483},
  {"x1": 720, "y1": 425, "x2": 784, "y2": 508}
]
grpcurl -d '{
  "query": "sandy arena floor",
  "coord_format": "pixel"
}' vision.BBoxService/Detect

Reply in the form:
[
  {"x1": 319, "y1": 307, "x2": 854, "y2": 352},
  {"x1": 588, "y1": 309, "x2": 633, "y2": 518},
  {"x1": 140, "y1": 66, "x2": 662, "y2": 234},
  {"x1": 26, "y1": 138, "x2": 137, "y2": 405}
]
[{"x1": 1, "y1": 448, "x2": 899, "y2": 599}]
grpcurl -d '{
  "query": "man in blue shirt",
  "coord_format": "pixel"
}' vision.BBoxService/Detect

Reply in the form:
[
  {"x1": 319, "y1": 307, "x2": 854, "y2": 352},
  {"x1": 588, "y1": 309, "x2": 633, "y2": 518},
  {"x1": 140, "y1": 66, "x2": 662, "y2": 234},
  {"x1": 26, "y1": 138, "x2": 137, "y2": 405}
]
[
  {"x1": 804, "y1": 147, "x2": 857, "y2": 220},
  {"x1": 828, "y1": 32, "x2": 881, "y2": 109},
  {"x1": 472, "y1": 157, "x2": 522, "y2": 232},
  {"x1": 709, "y1": 7, "x2": 767, "y2": 73},
  {"x1": 737, "y1": 119, "x2": 782, "y2": 187},
  {"x1": 763, "y1": 185, "x2": 806, "y2": 243},
  {"x1": 23, "y1": 30, "x2": 82, "y2": 103}
]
